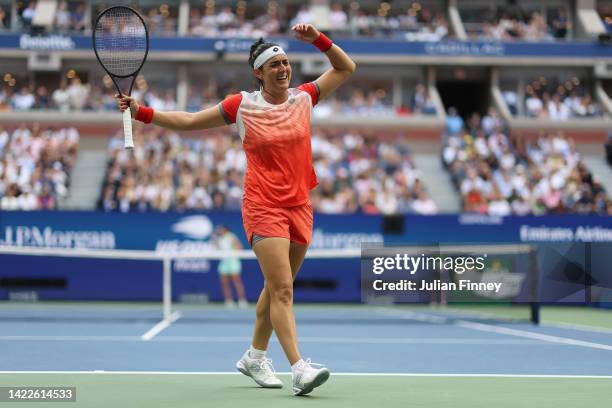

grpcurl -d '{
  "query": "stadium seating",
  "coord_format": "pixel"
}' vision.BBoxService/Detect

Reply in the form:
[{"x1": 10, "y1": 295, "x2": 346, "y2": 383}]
[
  {"x1": 442, "y1": 110, "x2": 612, "y2": 215},
  {"x1": 97, "y1": 128, "x2": 436, "y2": 215},
  {"x1": 521, "y1": 76, "x2": 603, "y2": 119},
  {"x1": 0, "y1": 0, "x2": 610, "y2": 213},
  {"x1": 0, "y1": 123, "x2": 79, "y2": 210}
]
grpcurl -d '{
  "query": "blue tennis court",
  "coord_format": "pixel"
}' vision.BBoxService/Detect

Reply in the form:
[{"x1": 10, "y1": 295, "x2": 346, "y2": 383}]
[
  {"x1": 2, "y1": 303, "x2": 611, "y2": 374},
  {"x1": 1, "y1": 303, "x2": 610, "y2": 407}
]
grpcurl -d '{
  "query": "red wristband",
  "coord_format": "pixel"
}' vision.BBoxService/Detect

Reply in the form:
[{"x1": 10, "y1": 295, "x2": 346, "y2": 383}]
[
  {"x1": 312, "y1": 33, "x2": 333, "y2": 52},
  {"x1": 135, "y1": 106, "x2": 154, "y2": 124}
]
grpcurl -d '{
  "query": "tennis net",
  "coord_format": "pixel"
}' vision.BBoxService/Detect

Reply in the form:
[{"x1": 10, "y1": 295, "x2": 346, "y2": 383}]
[{"x1": 0, "y1": 243, "x2": 541, "y2": 325}]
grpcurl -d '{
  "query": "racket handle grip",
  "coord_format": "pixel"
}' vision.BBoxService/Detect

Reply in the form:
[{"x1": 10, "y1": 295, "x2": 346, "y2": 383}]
[{"x1": 123, "y1": 109, "x2": 134, "y2": 149}]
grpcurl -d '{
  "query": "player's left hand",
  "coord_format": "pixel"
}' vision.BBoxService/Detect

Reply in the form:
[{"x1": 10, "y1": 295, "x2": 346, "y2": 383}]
[{"x1": 292, "y1": 24, "x2": 320, "y2": 43}]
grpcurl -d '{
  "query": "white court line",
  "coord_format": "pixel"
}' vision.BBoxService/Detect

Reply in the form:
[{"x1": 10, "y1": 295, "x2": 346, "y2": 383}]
[
  {"x1": 543, "y1": 321, "x2": 612, "y2": 334},
  {"x1": 0, "y1": 335, "x2": 559, "y2": 345},
  {"x1": 0, "y1": 336, "x2": 139, "y2": 341},
  {"x1": 140, "y1": 311, "x2": 182, "y2": 341},
  {"x1": 456, "y1": 320, "x2": 612, "y2": 352},
  {"x1": 0, "y1": 371, "x2": 610, "y2": 379},
  {"x1": 377, "y1": 307, "x2": 612, "y2": 352},
  {"x1": 153, "y1": 336, "x2": 553, "y2": 345},
  {"x1": 382, "y1": 306, "x2": 612, "y2": 335}
]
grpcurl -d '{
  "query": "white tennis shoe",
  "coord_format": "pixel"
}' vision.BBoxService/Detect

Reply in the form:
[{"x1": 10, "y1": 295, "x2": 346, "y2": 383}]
[
  {"x1": 236, "y1": 350, "x2": 283, "y2": 388},
  {"x1": 292, "y1": 359, "x2": 330, "y2": 396}
]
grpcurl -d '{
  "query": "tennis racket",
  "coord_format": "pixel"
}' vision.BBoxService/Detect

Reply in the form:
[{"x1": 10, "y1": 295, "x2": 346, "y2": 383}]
[{"x1": 93, "y1": 6, "x2": 149, "y2": 149}]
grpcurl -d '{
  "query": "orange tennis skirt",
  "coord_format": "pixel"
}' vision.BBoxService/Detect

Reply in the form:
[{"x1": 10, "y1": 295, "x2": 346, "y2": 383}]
[{"x1": 242, "y1": 199, "x2": 313, "y2": 246}]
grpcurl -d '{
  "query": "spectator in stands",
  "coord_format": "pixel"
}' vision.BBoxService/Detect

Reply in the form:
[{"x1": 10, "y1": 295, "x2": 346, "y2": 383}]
[
  {"x1": 216, "y1": 6, "x2": 235, "y2": 31},
  {"x1": 488, "y1": 186, "x2": 511, "y2": 216},
  {"x1": 445, "y1": 107, "x2": 464, "y2": 136},
  {"x1": 21, "y1": 1, "x2": 36, "y2": 30},
  {"x1": 67, "y1": 77, "x2": 89, "y2": 110},
  {"x1": 552, "y1": 7, "x2": 571, "y2": 39},
  {"x1": 38, "y1": 183, "x2": 56, "y2": 209},
  {"x1": 72, "y1": 3, "x2": 86, "y2": 32},
  {"x1": 0, "y1": 184, "x2": 21, "y2": 210},
  {"x1": 0, "y1": 87, "x2": 9, "y2": 111},
  {"x1": 412, "y1": 190, "x2": 437, "y2": 214},
  {"x1": 547, "y1": 94, "x2": 570, "y2": 121},
  {"x1": 502, "y1": 87, "x2": 518, "y2": 115},
  {"x1": 12, "y1": 87, "x2": 36, "y2": 111},
  {"x1": 34, "y1": 86, "x2": 51, "y2": 109},
  {"x1": 573, "y1": 93, "x2": 600, "y2": 117},
  {"x1": 146, "y1": 7, "x2": 163, "y2": 35},
  {"x1": 481, "y1": 107, "x2": 503, "y2": 135},
  {"x1": 0, "y1": 6, "x2": 8, "y2": 30},
  {"x1": 525, "y1": 87, "x2": 543, "y2": 117},
  {"x1": 0, "y1": 126, "x2": 8, "y2": 151},
  {"x1": 257, "y1": 7, "x2": 281, "y2": 36},
  {"x1": 524, "y1": 12, "x2": 550, "y2": 41},
  {"x1": 52, "y1": 82, "x2": 70, "y2": 112},
  {"x1": 291, "y1": 5, "x2": 314, "y2": 26},
  {"x1": 55, "y1": 1, "x2": 72, "y2": 33},
  {"x1": 329, "y1": 3, "x2": 348, "y2": 35},
  {"x1": 603, "y1": 11, "x2": 612, "y2": 34},
  {"x1": 412, "y1": 83, "x2": 437, "y2": 115}
]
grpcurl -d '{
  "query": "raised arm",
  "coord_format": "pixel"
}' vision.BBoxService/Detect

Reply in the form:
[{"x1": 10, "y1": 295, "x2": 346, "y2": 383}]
[
  {"x1": 292, "y1": 24, "x2": 357, "y2": 101},
  {"x1": 118, "y1": 95, "x2": 227, "y2": 131}
]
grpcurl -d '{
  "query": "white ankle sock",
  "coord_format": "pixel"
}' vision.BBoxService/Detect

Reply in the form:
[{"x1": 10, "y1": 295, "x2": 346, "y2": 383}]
[
  {"x1": 248, "y1": 345, "x2": 266, "y2": 359},
  {"x1": 291, "y1": 359, "x2": 305, "y2": 372}
]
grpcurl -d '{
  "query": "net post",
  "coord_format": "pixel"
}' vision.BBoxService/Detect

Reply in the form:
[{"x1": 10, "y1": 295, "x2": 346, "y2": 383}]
[
  {"x1": 529, "y1": 245, "x2": 540, "y2": 325},
  {"x1": 163, "y1": 257, "x2": 172, "y2": 321}
]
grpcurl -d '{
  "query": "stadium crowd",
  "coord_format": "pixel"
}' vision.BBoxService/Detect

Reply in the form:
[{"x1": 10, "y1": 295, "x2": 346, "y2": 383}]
[
  {"x1": 8, "y1": 0, "x2": 612, "y2": 41},
  {"x1": 7, "y1": 0, "x2": 450, "y2": 41},
  {"x1": 442, "y1": 109, "x2": 612, "y2": 215},
  {"x1": 189, "y1": 2, "x2": 449, "y2": 41},
  {"x1": 98, "y1": 128, "x2": 437, "y2": 215},
  {"x1": 463, "y1": 4, "x2": 572, "y2": 41},
  {"x1": 0, "y1": 77, "x2": 92, "y2": 112},
  {"x1": 0, "y1": 123, "x2": 79, "y2": 210},
  {"x1": 13, "y1": 1, "x2": 88, "y2": 33},
  {"x1": 1, "y1": 78, "x2": 436, "y2": 116},
  {"x1": 522, "y1": 77, "x2": 603, "y2": 119}
]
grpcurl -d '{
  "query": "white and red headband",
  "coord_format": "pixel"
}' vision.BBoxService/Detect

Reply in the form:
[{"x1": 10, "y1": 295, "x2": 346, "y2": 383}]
[{"x1": 253, "y1": 45, "x2": 286, "y2": 69}]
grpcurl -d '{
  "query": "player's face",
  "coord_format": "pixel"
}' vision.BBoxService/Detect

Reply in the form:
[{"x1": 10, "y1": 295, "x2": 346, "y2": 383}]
[{"x1": 260, "y1": 55, "x2": 291, "y2": 92}]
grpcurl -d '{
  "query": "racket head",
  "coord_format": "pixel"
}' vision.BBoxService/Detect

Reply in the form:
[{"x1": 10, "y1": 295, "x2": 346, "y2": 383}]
[{"x1": 93, "y1": 6, "x2": 149, "y2": 81}]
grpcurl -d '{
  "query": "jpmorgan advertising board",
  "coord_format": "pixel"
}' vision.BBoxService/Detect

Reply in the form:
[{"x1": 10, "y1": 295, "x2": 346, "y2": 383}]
[{"x1": 0, "y1": 211, "x2": 610, "y2": 302}]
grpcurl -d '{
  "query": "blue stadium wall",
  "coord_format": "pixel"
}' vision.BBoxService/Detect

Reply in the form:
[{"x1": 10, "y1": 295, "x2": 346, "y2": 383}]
[{"x1": 0, "y1": 211, "x2": 610, "y2": 307}]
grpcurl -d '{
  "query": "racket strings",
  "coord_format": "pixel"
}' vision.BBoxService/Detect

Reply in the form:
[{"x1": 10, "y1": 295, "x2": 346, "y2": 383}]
[{"x1": 94, "y1": 8, "x2": 147, "y2": 77}]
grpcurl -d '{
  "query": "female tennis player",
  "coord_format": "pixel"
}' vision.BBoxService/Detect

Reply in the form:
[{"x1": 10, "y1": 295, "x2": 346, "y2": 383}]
[{"x1": 118, "y1": 24, "x2": 356, "y2": 396}]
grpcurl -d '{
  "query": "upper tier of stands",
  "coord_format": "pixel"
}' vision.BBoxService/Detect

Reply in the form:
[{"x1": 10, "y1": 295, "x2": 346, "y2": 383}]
[{"x1": 1, "y1": 0, "x2": 608, "y2": 42}]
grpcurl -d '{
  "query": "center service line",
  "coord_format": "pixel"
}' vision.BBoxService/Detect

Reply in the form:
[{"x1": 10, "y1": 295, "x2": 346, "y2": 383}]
[{"x1": 141, "y1": 311, "x2": 182, "y2": 341}]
